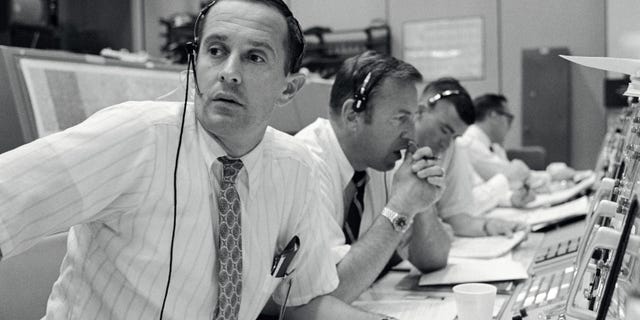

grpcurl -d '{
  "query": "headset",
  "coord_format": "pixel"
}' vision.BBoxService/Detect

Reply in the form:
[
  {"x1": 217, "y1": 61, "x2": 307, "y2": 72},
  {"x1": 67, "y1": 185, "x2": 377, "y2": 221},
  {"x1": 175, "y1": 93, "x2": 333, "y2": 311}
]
[
  {"x1": 426, "y1": 89, "x2": 461, "y2": 107},
  {"x1": 352, "y1": 71, "x2": 373, "y2": 112},
  {"x1": 159, "y1": 2, "x2": 218, "y2": 319},
  {"x1": 352, "y1": 69, "x2": 385, "y2": 113},
  {"x1": 183, "y1": 0, "x2": 219, "y2": 97}
]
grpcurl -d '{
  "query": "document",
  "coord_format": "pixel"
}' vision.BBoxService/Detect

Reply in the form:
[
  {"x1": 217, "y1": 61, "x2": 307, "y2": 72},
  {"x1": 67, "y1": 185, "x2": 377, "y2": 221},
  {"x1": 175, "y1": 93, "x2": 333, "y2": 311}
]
[
  {"x1": 353, "y1": 298, "x2": 457, "y2": 320},
  {"x1": 525, "y1": 173, "x2": 595, "y2": 209},
  {"x1": 487, "y1": 196, "x2": 589, "y2": 226},
  {"x1": 418, "y1": 256, "x2": 528, "y2": 286},
  {"x1": 449, "y1": 231, "x2": 527, "y2": 259}
]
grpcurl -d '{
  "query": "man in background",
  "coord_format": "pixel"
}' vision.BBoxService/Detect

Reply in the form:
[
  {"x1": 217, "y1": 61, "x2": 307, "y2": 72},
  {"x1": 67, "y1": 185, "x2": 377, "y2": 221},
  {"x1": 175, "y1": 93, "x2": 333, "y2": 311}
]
[
  {"x1": 414, "y1": 78, "x2": 526, "y2": 236},
  {"x1": 463, "y1": 93, "x2": 576, "y2": 198},
  {"x1": 296, "y1": 50, "x2": 451, "y2": 303}
]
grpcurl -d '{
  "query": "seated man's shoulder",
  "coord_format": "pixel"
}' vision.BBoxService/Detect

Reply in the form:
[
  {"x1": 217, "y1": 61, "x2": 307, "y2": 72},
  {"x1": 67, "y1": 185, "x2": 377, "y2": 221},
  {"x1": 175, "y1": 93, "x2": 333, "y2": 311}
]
[
  {"x1": 95, "y1": 100, "x2": 184, "y2": 126},
  {"x1": 264, "y1": 127, "x2": 317, "y2": 169}
]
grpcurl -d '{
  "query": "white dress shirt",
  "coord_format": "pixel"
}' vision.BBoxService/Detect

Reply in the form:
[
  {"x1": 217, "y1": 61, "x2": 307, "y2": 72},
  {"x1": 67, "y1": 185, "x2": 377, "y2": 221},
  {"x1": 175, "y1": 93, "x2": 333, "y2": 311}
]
[
  {"x1": 295, "y1": 118, "x2": 393, "y2": 262},
  {"x1": 456, "y1": 132, "x2": 512, "y2": 215},
  {"x1": 461, "y1": 124, "x2": 511, "y2": 180},
  {"x1": 296, "y1": 119, "x2": 468, "y2": 260},
  {"x1": 429, "y1": 142, "x2": 475, "y2": 220},
  {"x1": 0, "y1": 101, "x2": 338, "y2": 320}
]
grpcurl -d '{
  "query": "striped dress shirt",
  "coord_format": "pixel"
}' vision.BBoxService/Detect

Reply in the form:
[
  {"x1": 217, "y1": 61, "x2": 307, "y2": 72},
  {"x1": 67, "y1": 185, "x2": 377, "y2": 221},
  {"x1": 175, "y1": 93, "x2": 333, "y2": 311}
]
[{"x1": 0, "y1": 101, "x2": 338, "y2": 320}]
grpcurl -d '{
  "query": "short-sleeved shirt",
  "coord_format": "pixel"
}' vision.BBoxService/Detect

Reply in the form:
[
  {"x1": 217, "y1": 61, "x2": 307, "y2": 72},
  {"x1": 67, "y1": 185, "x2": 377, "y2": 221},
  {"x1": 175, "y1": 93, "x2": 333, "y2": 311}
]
[
  {"x1": 461, "y1": 124, "x2": 511, "y2": 180},
  {"x1": 0, "y1": 101, "x2": 338, "y2": 320},
  {"x1": 428, "y1": 141, "x2": 475, "y2": 220},
  {"x1": 456, "y1": 137, "x2": 512, "y2": 215},
  {"x1": 462, "y1": 124, "x2": 551, "y2": 192},
  {"x1": 295, "y1": 118, "x2": 396, "y2": 262}
]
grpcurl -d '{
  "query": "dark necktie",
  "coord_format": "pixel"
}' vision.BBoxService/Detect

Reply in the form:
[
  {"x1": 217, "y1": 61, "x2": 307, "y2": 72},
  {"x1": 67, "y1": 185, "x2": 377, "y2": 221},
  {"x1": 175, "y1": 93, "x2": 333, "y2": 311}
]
[
  {"x1": 215, "y1": 156, "x2": 244, "y2": 320},
  {"x1": 343, "y1": 170, "x2": 368, "y2": 244}
]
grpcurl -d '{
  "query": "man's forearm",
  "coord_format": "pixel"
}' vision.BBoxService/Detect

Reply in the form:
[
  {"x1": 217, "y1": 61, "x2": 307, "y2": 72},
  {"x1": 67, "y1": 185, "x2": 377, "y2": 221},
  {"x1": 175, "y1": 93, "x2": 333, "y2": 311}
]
[
  {"x1": 332, "y1": 216, "x2": 404, "y2": 303},
  {"x1": 286, "y1": 294, "x2": 385, "y2": 320},
  {"x1": 443, "y1": 213, "x2": 486, "y2": 237},
  {"x1": 407, "y1": 212, "x2": 450, "y2": 273}
]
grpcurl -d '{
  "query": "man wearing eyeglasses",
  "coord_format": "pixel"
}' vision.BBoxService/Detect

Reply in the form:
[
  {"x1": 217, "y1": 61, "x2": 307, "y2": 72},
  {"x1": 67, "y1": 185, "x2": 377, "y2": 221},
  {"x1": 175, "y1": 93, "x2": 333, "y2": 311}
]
[
  {"x1": 414, "y1": 79, "x2": 526, "y2": 236},
  {"x1": 295, "y1": 51, "x2": 451, "y2": 304},
  {"x1": 459, "y1": 93, "x2": 536, "y2": 213},
  {"x1": 462, "y1": 93, "x2": 577, "y2": 212}
]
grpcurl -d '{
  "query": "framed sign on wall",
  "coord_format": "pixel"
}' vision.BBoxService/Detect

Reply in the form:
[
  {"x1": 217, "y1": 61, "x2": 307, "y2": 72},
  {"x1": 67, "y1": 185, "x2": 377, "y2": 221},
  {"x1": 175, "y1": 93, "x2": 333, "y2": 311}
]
[{"x1": 403, "y1": 16, "x2": 484, "y2": 81}]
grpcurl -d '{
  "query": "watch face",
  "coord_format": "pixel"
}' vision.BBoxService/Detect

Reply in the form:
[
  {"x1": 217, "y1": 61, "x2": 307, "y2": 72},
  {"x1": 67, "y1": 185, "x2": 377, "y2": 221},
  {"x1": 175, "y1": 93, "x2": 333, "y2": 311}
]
[{"x1": 394, "y1": 216, "x2": 408, "y2": 231}]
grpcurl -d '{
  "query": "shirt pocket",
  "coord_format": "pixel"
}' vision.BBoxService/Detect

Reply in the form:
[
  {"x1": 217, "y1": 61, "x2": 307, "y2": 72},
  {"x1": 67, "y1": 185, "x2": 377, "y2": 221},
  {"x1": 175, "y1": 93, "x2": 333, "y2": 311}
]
[{"x1": 261, "y1": 273, "x2": 284, "y2": 295}]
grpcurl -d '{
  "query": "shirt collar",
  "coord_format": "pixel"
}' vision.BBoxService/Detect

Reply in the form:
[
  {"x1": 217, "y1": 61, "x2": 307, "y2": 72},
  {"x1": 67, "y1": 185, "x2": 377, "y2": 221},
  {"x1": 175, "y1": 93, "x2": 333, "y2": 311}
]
[
  {"x1": 196, "y1": 118, "x2": 264, "y2": 194},
  {"x1": 465, "y1": 124, "x2": 492, "y2": 149},
  {"x1": 319, "y1": 118, "x2": 356, "y2": 188}
]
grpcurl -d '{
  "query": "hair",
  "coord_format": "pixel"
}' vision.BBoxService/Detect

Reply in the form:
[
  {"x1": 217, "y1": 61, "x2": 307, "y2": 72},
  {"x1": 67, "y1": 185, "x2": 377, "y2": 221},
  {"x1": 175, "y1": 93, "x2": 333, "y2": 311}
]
[
  {"x1": 329, "y1": 50, "x2": 422, "y2": 122},
  {"x1": 195, "y1": 0, "x2": 305, "y2": 74},
  {"x1": 473, "y1": 93, "x2": 508, "y2": 121},
  {"x1": 421, "y1": 77, "x2": 475, "y2": 125}
]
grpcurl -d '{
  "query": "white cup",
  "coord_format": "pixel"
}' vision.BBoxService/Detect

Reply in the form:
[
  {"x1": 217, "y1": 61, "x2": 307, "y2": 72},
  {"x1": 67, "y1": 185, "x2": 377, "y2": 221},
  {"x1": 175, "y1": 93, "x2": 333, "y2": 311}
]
[{"x1": 453, "y1": 283, "x2": 497, "y2": 320}]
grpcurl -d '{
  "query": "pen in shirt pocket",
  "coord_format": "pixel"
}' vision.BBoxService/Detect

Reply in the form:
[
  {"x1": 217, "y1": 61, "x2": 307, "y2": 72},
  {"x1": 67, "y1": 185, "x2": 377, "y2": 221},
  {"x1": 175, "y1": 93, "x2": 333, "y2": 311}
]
[{"x1": 271, "y1": 235, "x2": 299, "y2": 278}]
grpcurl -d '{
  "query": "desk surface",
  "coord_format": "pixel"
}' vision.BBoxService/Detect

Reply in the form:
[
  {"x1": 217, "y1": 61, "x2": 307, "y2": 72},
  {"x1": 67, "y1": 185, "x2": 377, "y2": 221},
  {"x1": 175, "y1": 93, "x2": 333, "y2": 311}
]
[{"x1": 356, "y1": 220, "x2": 586, "y2": 319}]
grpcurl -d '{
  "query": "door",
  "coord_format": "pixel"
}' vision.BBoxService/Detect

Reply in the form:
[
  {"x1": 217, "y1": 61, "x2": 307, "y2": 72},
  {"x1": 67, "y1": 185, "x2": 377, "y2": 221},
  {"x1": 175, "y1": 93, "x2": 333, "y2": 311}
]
[{"x1": 522, "y1": 47, "x2": 572, "y2": 164}]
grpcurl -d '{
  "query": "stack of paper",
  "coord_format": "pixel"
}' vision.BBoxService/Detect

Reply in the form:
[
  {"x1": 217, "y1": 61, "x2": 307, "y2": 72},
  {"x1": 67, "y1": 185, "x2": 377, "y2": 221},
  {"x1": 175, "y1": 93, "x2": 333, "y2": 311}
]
[
  {"x1": 418, "y1": 256, "x2": 529, "y2": 286},
  {"x1": 353, "y1": 299, "x2": 457, "y2": 320},
  {"x1": 449, "y1": 231, "x2": 527, "y2": 259},
  {"x1": 488, "y1": 196, "x2": 589, "y2": 226},
  {"x1": 525, "y1": 173, "x2": 595, "y2": 209}
]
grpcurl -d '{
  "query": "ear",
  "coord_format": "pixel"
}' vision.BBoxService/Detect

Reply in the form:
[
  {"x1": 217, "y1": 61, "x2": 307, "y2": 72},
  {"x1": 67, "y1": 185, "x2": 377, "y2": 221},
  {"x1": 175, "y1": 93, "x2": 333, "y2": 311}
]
[
  {"x1": 275, "y1": 72, "x2": 306, "y2": 107},
  {"x1": 341, "y1": 98, "x2": 362, "y2": 131}
]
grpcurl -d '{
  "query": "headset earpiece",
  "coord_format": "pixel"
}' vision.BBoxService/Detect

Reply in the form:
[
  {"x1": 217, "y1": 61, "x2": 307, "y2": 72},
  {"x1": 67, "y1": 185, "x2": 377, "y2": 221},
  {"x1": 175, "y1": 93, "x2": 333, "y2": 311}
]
[
  {"x1": 352, "y1": 72, "x2": 372, "y2": 113},
  {"x1": 186, "y1": 41, "x2": 198, "y2": 59}
]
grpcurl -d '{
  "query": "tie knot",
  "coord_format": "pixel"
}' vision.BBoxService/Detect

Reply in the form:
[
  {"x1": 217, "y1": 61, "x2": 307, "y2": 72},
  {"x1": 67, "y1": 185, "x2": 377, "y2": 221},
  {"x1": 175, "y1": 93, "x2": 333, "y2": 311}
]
[
  {"x1": 218, "y1": 156, "x2": 244, "y2": 182},
  {"x1": 352, "y1": 170, "x2": 368, "y2": 187}
]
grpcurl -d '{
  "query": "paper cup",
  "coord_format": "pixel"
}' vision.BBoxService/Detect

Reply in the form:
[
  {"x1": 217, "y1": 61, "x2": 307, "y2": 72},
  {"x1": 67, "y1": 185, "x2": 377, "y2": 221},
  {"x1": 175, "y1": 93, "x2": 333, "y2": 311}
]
[{"x1": 453, "y1": 283, "x2": 497, "y2": 320}]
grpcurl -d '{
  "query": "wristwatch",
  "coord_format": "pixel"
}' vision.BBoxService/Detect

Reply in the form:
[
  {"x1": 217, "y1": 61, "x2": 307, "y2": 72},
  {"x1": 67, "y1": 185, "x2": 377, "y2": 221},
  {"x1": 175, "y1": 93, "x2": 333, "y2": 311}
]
[{"x1": 381, "y1": 207, "x2": 412, "y2": 233}]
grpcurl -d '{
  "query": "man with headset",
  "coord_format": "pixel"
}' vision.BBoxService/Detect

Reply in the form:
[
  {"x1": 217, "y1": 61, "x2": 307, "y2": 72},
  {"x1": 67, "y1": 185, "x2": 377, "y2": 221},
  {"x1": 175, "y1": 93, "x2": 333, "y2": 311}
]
[
  {"x1": 414, "y1": 78, "x2": 526, "y2": 236},
  {"x1": 295, "y1": 51, "x2": 451, "y2": 303},
  {"x1": 0, "y1": 1, "x2": 406, "y2": 319}
]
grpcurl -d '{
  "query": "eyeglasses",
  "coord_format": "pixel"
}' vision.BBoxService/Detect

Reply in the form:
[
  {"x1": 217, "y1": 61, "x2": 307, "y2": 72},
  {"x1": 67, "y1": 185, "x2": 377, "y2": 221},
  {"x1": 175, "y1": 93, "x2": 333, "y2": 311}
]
[
  {"x1": 427, "y1": 89, "x2": 460, "y2": 106},
  {"x1": 495, "y1": 109, "x2": 515, "y2": 125}
]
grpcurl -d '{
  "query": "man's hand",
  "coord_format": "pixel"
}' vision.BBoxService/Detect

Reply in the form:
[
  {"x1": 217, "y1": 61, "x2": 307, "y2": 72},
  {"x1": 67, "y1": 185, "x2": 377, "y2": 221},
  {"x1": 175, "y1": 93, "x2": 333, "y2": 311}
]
[
  {"x1": 387, "y1": 145, "x2": 444, "y2": 219},
  {"x1": 510, "y1": 187, "x2": 536, "y2": 208},
  {"x1": 483, "y1": 218, "x2": 527, "y2": 237},
  {"x1": 547, "y1": 162, "x2": 576, "y2": 181},
  {"x1": 505, "y1": 159, "x2": 530, "y2": 188}
]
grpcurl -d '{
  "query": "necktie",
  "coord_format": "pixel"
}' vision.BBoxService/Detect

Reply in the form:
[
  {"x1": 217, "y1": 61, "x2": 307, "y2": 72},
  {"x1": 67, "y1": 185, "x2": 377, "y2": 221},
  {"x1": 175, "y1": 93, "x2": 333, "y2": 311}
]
[
  {"x1": 215, "y1": 156, "x2": 244, "y2": 320},
  {"x1": 343, "y1": 170, "x2": 368, "y2": 244}
]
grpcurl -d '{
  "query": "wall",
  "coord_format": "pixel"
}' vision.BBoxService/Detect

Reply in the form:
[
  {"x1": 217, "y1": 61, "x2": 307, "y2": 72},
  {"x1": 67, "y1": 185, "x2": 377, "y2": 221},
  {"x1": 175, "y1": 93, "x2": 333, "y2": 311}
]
[
  {"x1": 387, "y1": 0, "x2": 500, "y2": 101},
  {"x1": 290, "y1": 0, "x2": 386, "y2": 31},
  {"x1": 607, "y1": 0, "x2": 640, "y2": 60},
  {"x1": 500, "y1": 0, "x2": 606, "y2": 169}
]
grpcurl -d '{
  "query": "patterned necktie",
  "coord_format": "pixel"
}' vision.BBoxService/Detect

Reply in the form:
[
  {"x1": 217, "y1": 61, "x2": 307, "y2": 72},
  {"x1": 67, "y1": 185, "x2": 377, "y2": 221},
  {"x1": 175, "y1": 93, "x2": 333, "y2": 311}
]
[
  {"x1": 215, "y1": 156, "x2": 244, "y2": 320},
  {"x1": 343, "y1": 170, "x2": 368, "y2": 244}
]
